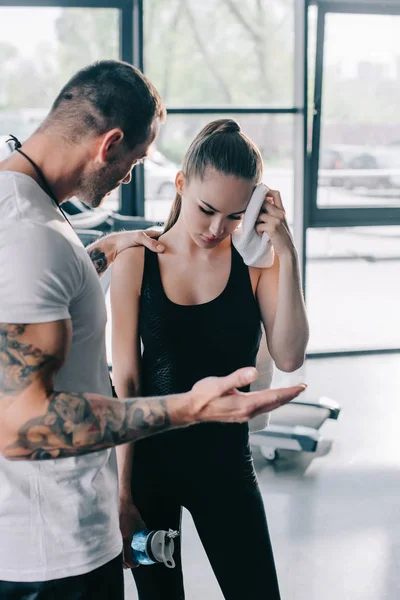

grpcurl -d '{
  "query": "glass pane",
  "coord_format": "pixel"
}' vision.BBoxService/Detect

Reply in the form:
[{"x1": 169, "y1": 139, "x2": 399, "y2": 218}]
[
  {"x1": 0, "y1": 7, "x2": 120, "y2": 207},
  {"x1": 144, "y1": 0, "x2": 295, "y2": 107},
  {"x1": 306, "y1": 226, "x2": 400, "y2": 352},
  {"x1": 316, "y1": 13, "x2": 400, "y2": 209},
  {"x1": 144, "y1": 114, "x2": 294, "y2": 224}
]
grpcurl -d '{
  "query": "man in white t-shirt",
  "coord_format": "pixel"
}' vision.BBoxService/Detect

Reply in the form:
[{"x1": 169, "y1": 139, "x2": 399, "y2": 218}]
[{"x1": 0, "y1": 60, "x2": 306, "y2": 599}]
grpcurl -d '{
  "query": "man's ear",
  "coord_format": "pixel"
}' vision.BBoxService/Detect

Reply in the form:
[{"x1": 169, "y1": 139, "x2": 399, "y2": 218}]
[
  {"x1": 96, "y1": 129, "x2": 125, "y2": 164},
  {"x1": 175, "y1": 170, "x2": 186, "y2": 195}
]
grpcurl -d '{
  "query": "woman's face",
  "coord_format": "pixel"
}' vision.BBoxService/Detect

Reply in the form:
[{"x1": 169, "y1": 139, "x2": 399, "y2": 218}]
[{"x1": 176, "y1": 168, "x2": 255, "y2": 248}]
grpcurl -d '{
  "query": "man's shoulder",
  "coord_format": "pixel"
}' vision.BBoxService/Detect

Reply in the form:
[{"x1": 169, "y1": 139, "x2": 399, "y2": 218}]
[
  {"x1": 2, "y1": 218, "x2": 75, "y2": 251},
  {"x1": 0, "y1": 171, "x2": 25, "y2": 221},
  {"x1": 0, "y1": 218, "x2": 84, "y2": 295},
  {"x1": 0, "y1": 170, "x2": 59, "y2": 225}
]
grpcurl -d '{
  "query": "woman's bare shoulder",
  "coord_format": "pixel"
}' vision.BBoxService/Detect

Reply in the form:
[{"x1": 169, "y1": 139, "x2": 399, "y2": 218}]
[
  {"x1": 114, "y1": 245, "x2": 145, "y2": 264},
  {"x1": 111, "y1": 246, "x2": 146, "y2": 295}
]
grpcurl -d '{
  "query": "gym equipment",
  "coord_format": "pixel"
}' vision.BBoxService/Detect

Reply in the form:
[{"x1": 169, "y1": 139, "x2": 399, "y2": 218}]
[
  {"x1": 250, "y1": 333, "x2": 341, "y2": 461},
  {"x1": 65, "y1": 197, "x2": 158, "y2": 233},
  {"x1": 250, "y1": 397, "x2": 340, "y2": 461}
]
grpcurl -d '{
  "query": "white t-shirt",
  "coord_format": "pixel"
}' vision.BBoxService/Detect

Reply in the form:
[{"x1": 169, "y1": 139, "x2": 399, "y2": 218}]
[{"x1": 0, "y1": 172, "x2": 122, "y2": 582}]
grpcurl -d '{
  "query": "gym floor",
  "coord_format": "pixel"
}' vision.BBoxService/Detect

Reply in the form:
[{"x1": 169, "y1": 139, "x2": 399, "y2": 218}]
[{"x1": 124, "y1": 354, "x2": 400, "y2": 600}]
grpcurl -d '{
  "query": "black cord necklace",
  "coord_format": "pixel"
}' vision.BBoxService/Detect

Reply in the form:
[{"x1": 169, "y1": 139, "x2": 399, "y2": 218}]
[{"x1": 6, "y1": 134, "x2": 73, "y2": 229}]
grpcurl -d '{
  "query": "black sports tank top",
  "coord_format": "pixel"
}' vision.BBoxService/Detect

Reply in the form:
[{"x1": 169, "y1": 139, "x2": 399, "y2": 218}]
[{"x1": 139, "y1": 243, "x2": 262, "y2": 398}]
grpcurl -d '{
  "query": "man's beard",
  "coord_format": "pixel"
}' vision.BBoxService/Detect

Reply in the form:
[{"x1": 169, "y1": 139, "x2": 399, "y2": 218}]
[{"x1": 75, "y1": 164, "x2": 122, "y2": 209}]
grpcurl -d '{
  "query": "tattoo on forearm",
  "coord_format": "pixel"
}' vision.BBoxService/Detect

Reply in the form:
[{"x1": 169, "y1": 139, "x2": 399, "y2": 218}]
[
  {"x1": 5, "y1": 392, "x2": 171, "y2": 460},
  {"x1": 88, "y1": 248, "x2": 108, "y2": 275},
  {"x1": 0, "y1": 324, "x2": 57, "y2": 397},
  {"x1": 1, "y1": 322, "x2": 171, "y2": 460}
]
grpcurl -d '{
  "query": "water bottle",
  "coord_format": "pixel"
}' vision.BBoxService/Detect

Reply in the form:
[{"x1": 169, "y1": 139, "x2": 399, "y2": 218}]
[{"x1": 131, "y1": 529, "x2": 179, "y2": 568}]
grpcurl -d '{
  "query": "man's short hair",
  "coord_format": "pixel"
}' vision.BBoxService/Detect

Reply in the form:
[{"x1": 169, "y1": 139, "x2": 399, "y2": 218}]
[{"x1": 47, "y1": 60, "x2": 166, "y2": 148}]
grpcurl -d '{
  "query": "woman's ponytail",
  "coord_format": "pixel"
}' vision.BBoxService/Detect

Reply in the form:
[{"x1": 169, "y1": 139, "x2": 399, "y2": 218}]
[{"x1": 163, "y1": 192, "x2": 182, "y2": 233}]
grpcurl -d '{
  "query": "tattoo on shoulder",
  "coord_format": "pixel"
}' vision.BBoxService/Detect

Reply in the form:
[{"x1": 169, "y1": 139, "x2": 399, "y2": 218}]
[
  {"x1": 88, "y1": 248, "x2": 108, "y2": 275},
  {"x1": 0, "y1": 324, "x2": 57, "y2": 397}
]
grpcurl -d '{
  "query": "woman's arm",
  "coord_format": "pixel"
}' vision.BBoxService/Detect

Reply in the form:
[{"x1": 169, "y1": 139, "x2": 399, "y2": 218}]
[
  {"x1": 111, "y1": 246, "x2": 146, "y2": 567},
  {"x1": 256, "y1": 249, "x2": 309, "y2": 372},
  {"x1": 255, "y1": 189, "x2": 309, "y2": 372},
  {"x1": 111, "y1": 246, "x2": 144, "y2": 493}
]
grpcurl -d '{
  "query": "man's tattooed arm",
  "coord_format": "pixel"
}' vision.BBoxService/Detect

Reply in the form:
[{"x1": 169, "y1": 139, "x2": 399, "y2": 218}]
[
  {"x1": 86, "y1": 234, "x2": 119, "y2": 277},
  {"x1": 86, "y1": 230, "x2": 165, "y2": 277},
  {"x1": 0, "y1": 322, "x2": 188, "y2": 461},
  {"x1": 0, "y1": 324, "x2": 58, "y2": 396},
  {"x1": 5, "y1": 391, "x2": 171, "y2": 460},
  {"x1": 87, "y1": 247, "x2": 108, "y2": 276}
]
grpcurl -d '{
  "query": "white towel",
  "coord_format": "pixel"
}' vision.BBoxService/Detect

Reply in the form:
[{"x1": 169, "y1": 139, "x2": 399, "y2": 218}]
[{"x1": 232, "y1": 183, "x2": 274, "y2": 268}]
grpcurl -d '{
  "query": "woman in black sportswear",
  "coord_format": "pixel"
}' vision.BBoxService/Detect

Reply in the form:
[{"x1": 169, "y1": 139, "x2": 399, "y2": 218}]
[{"x1": 111, "y1": 119, "x2": 309, "y2": 599}]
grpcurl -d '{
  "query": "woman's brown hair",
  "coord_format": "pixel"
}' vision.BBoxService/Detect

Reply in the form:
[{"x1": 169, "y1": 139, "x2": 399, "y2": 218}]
[{"x1": 164, "y1": 119, "x2": 263, "y2": 233}]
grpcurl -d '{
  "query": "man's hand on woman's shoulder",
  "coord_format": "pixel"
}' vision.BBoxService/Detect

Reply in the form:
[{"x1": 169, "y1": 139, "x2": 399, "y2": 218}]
[{"x1": 87, "y1": 229, "x2": 165, "y2": 276}]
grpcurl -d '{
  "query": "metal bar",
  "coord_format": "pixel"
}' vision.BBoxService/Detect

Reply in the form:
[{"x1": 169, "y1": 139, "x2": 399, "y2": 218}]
[
  {"x1": 309, "y1": 254, "x2": 400, "y2": 262},
  {"x1": 307, "y1": 347, "x2": 400, "y2": 358},
  {"x1": 132, "y1": 0, "x2": 143, "y2": 70},
  {"x1": 309, "y1": 207, "x2": 400, "y2": 227},
  {"x1": 293, "y1": 0, "x2": 307, "y2": 297},
  {"x1": 120, "y1": 0, "x2": 133, "y2": 64},
  {"x1": 119, "y1": 0, "x2": 135, "y2": 216},
  {"x1": 165, "y1": 107, "x2": 302, "y2": 115},
  {"x1": 0, "y1": 0, "x2": 126, "y2": 7},
  {"x1": 131, "y1": 0, "x2": 145, "y2": 217},
  {"x1": 319, "y1": 167, "x2": 400, "y2": 177},
  {"x1": 309, "y1": 3, "x2": 325, "y2": 221},
  {"x1": 313, "y1": 1, "x2": 400, "y2": 16},
  {"x1": 302, "y1": 1, "x2": 310, "y2": 298}
]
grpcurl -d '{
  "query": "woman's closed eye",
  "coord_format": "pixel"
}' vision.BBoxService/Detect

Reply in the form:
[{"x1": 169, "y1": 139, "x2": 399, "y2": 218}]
[
  {"x1": 199, "y1": 206, "x2": 243, "y2": 220},
  {"x1": 199, "y1": 206, "x2": 214, "y2": 216}
]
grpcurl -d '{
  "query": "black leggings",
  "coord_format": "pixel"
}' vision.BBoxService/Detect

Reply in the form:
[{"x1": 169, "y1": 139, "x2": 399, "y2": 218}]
[
  {"x1": 0, "y1": 553, "x2": 124, "y2": 600},
  {"x1": 131, "y1": 423, "x2": 281, "y2": 600}
]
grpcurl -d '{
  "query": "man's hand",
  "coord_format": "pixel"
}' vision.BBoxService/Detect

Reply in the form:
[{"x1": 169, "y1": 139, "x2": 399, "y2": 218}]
[
  {"x1": 119, "y1": 497, "x2": 146, "y2": 569},
  {"x1": 181, "y1": 367, "x2": 306, "y2": 425},
  {"x1": 87, "y1": 229, "x2": 165, "y2": 276},
  {"x1": 114, "y1": 230, "x2": 165, "y2": 256}
]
